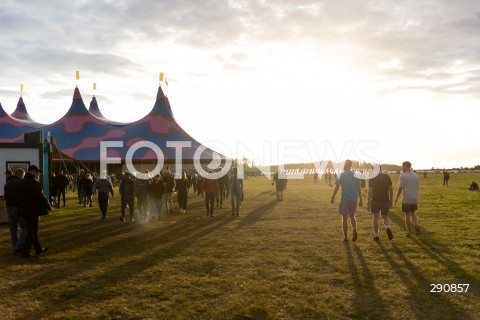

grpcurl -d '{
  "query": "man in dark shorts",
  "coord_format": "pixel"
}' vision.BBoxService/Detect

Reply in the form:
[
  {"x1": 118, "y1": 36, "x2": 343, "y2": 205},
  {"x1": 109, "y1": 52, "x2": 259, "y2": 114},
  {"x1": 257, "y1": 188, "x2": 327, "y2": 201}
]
[
  {"x1": 394, "y1": 161, "x2": 419, "y2": 237},
  {"x1": 367, "y1": 167, "x2": 394, "y2": 241}
]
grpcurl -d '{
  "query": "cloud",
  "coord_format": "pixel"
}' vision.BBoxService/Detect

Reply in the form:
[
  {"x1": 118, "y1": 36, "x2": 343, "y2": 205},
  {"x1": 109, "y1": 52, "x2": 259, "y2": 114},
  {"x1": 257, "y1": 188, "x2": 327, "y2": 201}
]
[{"x1": 1, "y1": 0, "x2": 480, "y2": 99}]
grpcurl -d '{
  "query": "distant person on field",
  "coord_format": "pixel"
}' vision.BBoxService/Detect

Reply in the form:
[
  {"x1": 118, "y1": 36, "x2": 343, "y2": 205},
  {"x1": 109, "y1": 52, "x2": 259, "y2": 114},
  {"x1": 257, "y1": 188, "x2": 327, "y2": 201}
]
[
  {"x1": 273, "y1": 170, "x2": 288, "y2": 201},
  {"x1": 313, "y1": 172, "x2": 319, "y2": 183},
  {"x1": 331, "y1": 160, "x2": 363, "y2": 242},
  {"x1": 83, "y1": 173, "x2": 94, "y2": 207},
  {"x1": 163, "y1": 170, "x2": 176, "y2": 214},
  {"x1": 216, "y1": 168, "x2": 227, "y2": 209},
  {"x1": 175, "y1": 171, "x2": 189, "y2": 213},
  {"x1": 54, "y1": 170, "x2": 69, "y2": 208},
  {"x1": 367, "y1": 167, "x2": 394, "y2": 241},
  {"x1": 49, "y1": 173, "x2": 56, "y2": 207},
  {"x1": 443, "y1": 170, "x2": 450, "y2": 186},
  {"x1": 196, "y1": 174, "x2": 203, "y2": 197},
  {"x1": 229, "y1": 167, "x2": 244, "y2": 217},
  {"x1": 192, "y1": 173, "x2": 198, "y2": 194},
  {"x1": 149, "y1": 174, "x2": 165, "y2": 220},
  {"x1": 136, "y1": 171, "x2": 151, "y2": 222},
  {"x1": 202, "y1": 170, "x2": 220, "y2": 217},
  {"x1": 119, "y1": 172, "x2": 136, "y2": 222},
  {"x1": 92, "y1": 171, "x2": 115, "y2": 222},
  {"x1": 469, "y1": 181, "x2": 479, "y2": 191},
  {"x1": 77, "y1": 169, "x2": 86, "y2": 206},
  {"x1": 395, "y1": 161, "x2": 420, "y2": 237}
]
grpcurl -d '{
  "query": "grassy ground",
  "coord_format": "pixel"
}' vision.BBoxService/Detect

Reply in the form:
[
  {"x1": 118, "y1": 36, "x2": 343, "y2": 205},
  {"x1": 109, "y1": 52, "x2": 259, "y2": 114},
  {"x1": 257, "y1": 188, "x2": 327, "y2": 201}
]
[{"x1": 1, "y1": 173, "x2": 479, "y2": 319}]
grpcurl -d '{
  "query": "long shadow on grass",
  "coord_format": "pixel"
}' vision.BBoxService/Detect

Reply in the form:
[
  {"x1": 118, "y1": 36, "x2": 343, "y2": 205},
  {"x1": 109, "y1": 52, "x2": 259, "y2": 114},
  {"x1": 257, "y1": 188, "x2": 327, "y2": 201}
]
[
  {"x1": 389, "y1": 211, "x2": 479, "y2": 297},
  {"x1": 377, "y1": 242, "x2": 473, "y2": 319},
  {"x1": 11, "y1": 206, "x2": 237, "y2": 318},
  {"x1": 344, "y1": 243, "x2": 391, "y2": 319},
  {"x1": 235, "y1": 199, "x2": 278, "y2": 229}
]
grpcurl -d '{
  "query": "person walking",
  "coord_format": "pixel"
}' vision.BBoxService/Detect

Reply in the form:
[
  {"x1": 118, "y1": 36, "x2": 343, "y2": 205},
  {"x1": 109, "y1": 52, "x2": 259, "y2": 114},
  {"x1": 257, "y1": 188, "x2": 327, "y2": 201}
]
[
  {"x1": 92, "y1": 171, "x2": 115, "y2": 221},
  {"x1": 136, "y1": 171, "x2": 151, "y2": 222},
  {"x1": 443, "y1": 170, "x2": 450, "y2": 186},
  {"x1": 331, "y1": 160, "x2": 363, "y2": 242},
  {"x1": 176, "y1": 171, "x2": 189, "y2": 213},
  {"x1": 395, "y1": 161, "x2": 420, "y2": 237},
  {"x1": 163, "y1": 170, "x2": 176, "y2": 214},
  {"x1": 202, "y1": 170, "x2": 220, "y2": 217},
  {"x1": 229, "y1": 167, "x2": 243, "y2": 217},
  {"x1": 273, "y1": 170, "x2": 288, "y2": 201},
  {"x1": 216, "y1": 169, "x2": 227, "y2": 209},
  {"x1": 192, "y1": 173, "x2": 198, "y2": 194},
  {"x1": 149, "y1": 174, "x2": 165, "y2": 221},
  {"x1": 119, "y1": 172, "x2": 136, "y2": 222},
  {"x1": 196, "y1": 174, "x2": 203, "y2": 197},
  {"x1": 17, "y1": 165, "x2": 50, "y2": 258},
  {"x1": 367, "y1": 167, "x2": 394, "y2": 241},
  {"x1": 54, "y1": 169, "x2": 69, "y2": 208},
  {"x1": 4, "y1": 169, "x2": 28, "y2": 255},
  {"x1": 83, "y1": 173, "x2": 94, "y2": 207},
  {"x1": 76, "y1": 169, "x2": 86, "y2": 206}
]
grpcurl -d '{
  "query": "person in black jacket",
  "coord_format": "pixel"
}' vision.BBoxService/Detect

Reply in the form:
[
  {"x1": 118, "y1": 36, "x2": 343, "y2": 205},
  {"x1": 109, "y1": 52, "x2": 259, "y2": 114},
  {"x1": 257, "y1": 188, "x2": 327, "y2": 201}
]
[
  {"x1": 175, "y1": 171, "x2": 189, "y2": 213},
  {"x1": 149, "y1": 174, "x2": 165, "y2": 221},
  {"x1": 18, "y1": 165, "x2": 50, "y2": 258},
  {"x1": 54, "y1": 170, "x2": 70, "y2": 208},
  {"x1": 83, "y1": 173, "x2": 94, "y2": 207},
  {"x1": 119, "y1": 172, "x2": 136, "y2": 222},
  {"x1": 4, "y1": 169, "x2": 27, "y2": 255},
  {"x1": 93, "y1": 171, "x2": 115, "y2": 221}
]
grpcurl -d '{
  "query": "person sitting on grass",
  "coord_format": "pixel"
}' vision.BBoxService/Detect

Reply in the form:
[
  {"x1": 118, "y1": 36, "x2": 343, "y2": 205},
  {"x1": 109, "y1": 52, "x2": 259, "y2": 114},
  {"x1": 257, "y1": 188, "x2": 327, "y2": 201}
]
[{"x1": 469, "y1": 181, "x2": 479, "y2": 191}]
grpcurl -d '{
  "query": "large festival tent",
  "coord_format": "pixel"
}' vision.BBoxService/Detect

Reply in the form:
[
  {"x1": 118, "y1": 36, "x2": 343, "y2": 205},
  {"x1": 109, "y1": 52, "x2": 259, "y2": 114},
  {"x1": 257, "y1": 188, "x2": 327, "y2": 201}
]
[{"x1": 0, "y1": 85, "x2": 222, "y2": 171}]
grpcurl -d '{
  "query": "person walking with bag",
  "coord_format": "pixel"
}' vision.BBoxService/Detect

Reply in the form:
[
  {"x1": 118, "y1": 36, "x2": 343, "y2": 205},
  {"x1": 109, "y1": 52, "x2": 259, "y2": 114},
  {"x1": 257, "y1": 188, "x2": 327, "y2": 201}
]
[{"x1": 18, "y1": 165, "x2": 50, "y2": 258}]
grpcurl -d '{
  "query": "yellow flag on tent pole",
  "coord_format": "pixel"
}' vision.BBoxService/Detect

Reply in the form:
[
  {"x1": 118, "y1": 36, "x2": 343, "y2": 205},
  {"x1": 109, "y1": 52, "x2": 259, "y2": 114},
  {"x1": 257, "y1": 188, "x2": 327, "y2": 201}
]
[
  {"x1": 159, "y1": 72, "x2": 165, "y2": 82},
  {"x1": 76, "y1": 70, "x2": 80, "y2": 80},
  {"x1": 21, "y1": 83, "x2": 24, "y2": 93},
  {"x1": 93, "y1": 83, "x2": 97, "y2": 90}
]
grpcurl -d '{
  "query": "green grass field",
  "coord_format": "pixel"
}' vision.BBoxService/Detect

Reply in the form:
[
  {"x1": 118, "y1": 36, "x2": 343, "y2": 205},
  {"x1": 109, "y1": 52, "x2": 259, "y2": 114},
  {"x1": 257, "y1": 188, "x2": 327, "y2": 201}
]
[{"x1": 1, "y1": 173, "x2": 479, "y2": 319}]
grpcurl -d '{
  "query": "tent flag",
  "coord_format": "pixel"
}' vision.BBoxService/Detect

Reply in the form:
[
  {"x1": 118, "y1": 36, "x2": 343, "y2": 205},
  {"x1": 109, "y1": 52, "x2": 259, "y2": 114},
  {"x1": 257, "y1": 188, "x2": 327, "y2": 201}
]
[
  {"x1": 21, "y1": 83, "x2": 24, "y2": 93},
  {"x1": 159, "y1": 72, "x2": 165, "y2": 81},
  {"x1": 76, "y1": 70, "x2": 80, "y2": 80},
  {"x1": 93, "y1": 83, "x2": 96, "y2": 90}
]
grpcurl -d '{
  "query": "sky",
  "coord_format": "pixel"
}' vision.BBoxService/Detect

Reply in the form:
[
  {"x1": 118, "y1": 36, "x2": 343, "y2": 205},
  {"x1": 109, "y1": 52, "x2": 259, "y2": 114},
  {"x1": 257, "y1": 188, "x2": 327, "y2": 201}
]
[{"x1": 1, "y1": 0, "x2": 480, "y2": 169}]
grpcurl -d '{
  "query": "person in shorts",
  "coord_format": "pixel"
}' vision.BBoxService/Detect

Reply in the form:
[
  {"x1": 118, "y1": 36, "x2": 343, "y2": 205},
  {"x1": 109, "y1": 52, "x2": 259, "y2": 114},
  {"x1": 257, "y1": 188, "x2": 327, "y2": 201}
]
[
  {"x1": 395, "y1": 161, "x2": 419, "y2": 237},
  {"x1": 367, "y1": 166, "x2": 394, "y2": 241},
  {"x1": 331, "y1": 160, "x2": 363, "y2": 242}
]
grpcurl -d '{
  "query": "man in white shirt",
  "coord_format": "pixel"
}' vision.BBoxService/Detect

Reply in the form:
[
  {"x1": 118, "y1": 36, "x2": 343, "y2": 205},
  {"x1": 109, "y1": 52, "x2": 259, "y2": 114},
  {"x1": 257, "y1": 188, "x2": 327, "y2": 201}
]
[{"x1": 394, "y1": 161, "x2": 419, "y2": 237}]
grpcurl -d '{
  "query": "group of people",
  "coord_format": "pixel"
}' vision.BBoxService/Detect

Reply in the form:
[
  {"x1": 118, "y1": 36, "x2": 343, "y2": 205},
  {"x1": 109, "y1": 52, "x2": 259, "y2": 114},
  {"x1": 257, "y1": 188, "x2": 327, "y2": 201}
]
[
  {"x1": 331, "y1": 160, "x2": 420, "y2": 242},
  {"x1": 92, "y1": 168, "x2": 244, "y2": 222},
  {"x1": 49, "y1": 170, "x2": 70, "y2": 208},
  {"x1": 4, "y1": 165, "x2": 50, "y2": 258}
]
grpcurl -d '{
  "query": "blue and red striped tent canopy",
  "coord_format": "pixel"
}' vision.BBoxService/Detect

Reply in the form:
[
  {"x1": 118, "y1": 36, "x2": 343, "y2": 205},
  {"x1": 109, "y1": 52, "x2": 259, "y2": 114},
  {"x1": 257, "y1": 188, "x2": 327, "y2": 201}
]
[{"x1": 0, "y1": 86, "x2": 221, "y2": 162}]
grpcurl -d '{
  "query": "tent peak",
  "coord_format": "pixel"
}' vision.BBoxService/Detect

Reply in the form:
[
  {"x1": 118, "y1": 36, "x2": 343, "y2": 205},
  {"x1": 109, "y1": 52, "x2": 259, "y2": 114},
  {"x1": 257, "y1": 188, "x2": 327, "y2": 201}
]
[
  {"x1": 73, "y1": 87, "x2": 83, "y2": 100},
  {"x1": 156, "y1": 85, "x2": 166, "y2": 100}
]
